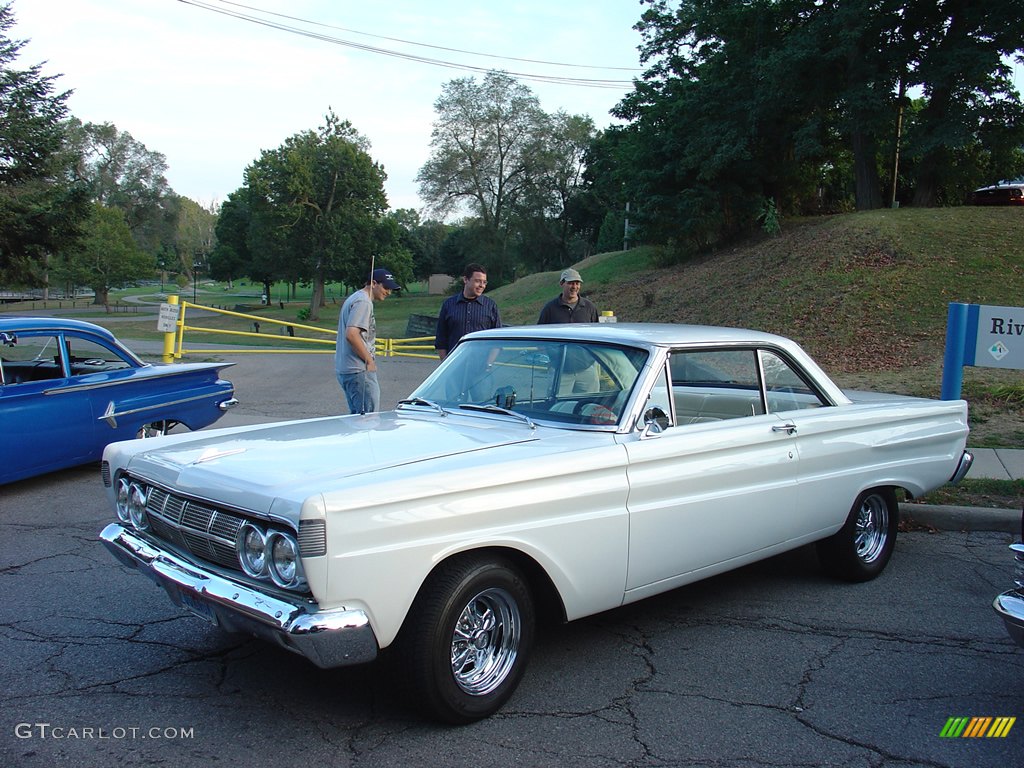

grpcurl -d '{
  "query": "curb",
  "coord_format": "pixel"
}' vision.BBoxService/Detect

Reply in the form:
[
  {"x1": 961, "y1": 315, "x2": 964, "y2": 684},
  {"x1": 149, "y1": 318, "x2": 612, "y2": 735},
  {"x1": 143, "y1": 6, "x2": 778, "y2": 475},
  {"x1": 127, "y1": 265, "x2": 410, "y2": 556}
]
[{"x1": 900, "y1": 502, "x2": 1021, "y2": 534}]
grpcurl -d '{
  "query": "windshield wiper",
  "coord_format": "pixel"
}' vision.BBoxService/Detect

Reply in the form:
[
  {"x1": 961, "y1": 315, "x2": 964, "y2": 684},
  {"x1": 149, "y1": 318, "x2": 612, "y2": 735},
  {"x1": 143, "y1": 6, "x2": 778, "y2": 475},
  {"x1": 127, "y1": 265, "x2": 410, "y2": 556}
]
[
  {"x1": 398, "y1": 397, "x2": 447, "y2": 416},
  {"x1": 458, "y1": 403, "x2": 536, "y2": 430}
]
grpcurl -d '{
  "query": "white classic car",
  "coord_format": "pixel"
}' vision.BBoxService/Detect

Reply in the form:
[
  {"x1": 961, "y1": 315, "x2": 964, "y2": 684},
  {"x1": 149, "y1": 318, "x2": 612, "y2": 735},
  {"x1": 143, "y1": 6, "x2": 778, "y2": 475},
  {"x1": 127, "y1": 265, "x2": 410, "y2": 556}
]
[{"x1": 99, "y1": 324, "x2": 973, "y2": 722}]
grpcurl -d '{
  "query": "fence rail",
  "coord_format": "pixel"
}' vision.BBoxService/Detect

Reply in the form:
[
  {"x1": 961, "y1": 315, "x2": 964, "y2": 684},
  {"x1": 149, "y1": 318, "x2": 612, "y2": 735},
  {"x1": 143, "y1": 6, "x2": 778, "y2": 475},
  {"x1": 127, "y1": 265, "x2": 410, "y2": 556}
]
[{"x1": 164, "y1": 297, "x2": 436, "y2": 362}]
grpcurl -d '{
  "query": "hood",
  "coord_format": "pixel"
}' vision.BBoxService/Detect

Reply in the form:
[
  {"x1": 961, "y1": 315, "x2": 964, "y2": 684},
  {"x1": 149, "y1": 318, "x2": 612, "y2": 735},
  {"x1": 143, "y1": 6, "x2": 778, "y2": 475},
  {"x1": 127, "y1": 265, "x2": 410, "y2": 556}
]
[{"x1": 119, "y1": 410, "x2": 537, "y2": 513}]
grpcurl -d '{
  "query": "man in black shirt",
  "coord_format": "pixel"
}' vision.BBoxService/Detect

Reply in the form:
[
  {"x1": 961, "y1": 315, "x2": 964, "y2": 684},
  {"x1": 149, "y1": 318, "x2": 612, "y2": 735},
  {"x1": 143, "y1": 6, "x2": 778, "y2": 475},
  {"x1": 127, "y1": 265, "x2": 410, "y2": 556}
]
[{"x1": 537, "y1": 268, "x2": 598, "y2": 324}]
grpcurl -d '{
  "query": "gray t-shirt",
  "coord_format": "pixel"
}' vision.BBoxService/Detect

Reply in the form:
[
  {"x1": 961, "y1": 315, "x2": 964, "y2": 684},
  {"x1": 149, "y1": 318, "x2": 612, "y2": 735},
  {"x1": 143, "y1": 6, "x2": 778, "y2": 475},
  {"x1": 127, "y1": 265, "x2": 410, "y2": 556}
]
[{"x1": 335, "y1": 288, "x2": 375, "y2": 375}]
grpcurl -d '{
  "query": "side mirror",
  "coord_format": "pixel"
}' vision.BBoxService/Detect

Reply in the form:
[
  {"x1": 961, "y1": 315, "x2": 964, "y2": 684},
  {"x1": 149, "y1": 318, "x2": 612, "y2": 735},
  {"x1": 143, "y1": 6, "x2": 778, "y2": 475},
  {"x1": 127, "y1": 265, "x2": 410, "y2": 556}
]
[
  {"x1": 0, "y1": 332, "x2": 16, "y2": 346},
  {"x1": 641, "y1": 406, "x2": 669, "y2": 436}
]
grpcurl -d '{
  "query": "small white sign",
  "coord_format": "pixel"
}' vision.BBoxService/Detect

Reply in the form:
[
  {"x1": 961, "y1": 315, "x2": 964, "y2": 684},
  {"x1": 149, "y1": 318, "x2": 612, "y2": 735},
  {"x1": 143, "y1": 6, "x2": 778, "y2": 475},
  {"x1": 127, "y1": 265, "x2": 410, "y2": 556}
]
[
  {"x1": 974, "y1": 304, "x2": 1024, "y2": 370},
  {"x1": 157, "y1": 303, "x2": 178, "y2": 333}
]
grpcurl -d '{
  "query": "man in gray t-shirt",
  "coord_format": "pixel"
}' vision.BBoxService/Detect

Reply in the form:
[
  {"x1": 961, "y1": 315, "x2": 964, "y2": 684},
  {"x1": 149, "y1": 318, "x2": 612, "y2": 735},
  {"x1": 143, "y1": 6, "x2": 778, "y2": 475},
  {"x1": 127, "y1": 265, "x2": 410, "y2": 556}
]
[{"x1": 335, "y1": 267, "x2": 400, "y2": 414}]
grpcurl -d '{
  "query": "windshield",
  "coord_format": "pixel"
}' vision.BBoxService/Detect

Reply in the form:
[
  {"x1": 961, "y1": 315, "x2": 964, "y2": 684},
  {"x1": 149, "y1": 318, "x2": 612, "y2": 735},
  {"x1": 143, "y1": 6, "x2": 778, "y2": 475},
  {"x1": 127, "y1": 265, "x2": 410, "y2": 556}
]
[{"x1": 409, "y1": 338, "x2": 649, "y2": 427}]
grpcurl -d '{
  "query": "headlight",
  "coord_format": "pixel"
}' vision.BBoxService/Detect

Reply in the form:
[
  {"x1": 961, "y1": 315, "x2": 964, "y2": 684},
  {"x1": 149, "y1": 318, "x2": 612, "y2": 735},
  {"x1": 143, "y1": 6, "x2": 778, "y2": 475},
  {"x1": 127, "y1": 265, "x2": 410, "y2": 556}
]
[
  {"x1": 238, "y1": 523, "x2": 268, "y2": 577},
  {"x1": 267, "y1": 531, "x2": 304, "y2": 589},
  {"x1": 115, "y1": 478, "x2": 132, "y2": 523},
  {"x1": 127, "y1": 482, "x2": 149, "y2": 530}
]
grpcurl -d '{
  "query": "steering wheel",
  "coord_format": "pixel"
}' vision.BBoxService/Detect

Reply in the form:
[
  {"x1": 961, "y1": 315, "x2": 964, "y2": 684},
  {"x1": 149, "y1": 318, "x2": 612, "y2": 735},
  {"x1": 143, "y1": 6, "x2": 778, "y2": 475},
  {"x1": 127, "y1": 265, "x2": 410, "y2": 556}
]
[{"x1": 579, "y1": 403, "x2": 617, "y2": 425}]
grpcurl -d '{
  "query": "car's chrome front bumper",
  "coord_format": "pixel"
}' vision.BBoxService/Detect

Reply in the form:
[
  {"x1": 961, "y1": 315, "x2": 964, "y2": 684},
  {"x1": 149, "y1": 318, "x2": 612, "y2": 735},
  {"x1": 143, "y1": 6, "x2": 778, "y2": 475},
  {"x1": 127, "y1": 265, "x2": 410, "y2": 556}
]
[
  {"x1": 994, "y1": 588, "x2": 1024, "y2": 649},
  {"x1": 100, "y1": 523, "x2": 378, "y2": 668}
]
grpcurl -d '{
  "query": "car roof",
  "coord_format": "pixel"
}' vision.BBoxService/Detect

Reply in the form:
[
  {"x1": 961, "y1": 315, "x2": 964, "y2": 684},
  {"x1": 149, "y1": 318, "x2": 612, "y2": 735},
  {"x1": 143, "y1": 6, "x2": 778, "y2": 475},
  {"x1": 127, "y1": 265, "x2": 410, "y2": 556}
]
[
  {"x1": 464, "y1": 322, "x2": 798, "y2": 349},
  {"x1": 0, "y1": 315, "x2": 120, "y2": 342}
]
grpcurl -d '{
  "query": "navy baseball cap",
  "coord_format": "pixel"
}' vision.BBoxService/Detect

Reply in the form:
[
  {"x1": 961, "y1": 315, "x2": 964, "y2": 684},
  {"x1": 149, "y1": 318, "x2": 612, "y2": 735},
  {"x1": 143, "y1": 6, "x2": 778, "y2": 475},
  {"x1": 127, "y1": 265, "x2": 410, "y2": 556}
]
[{"x1": 372, "y1": 268, "x2": 400, "y2": 289}]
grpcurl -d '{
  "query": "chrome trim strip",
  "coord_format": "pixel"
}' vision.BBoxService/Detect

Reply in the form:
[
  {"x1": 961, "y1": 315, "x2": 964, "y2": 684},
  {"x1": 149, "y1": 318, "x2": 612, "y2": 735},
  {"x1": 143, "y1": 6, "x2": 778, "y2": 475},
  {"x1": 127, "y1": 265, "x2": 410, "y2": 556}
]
[
  {"x1": 44, "y1": 363, "x2": 233, "y2": 395},
  {"x1": 101, "y1": 524, "x2": 378, "y2": 668},
  {"x1": 96, "y1": 392, "x2": 232, "y2": 424}
]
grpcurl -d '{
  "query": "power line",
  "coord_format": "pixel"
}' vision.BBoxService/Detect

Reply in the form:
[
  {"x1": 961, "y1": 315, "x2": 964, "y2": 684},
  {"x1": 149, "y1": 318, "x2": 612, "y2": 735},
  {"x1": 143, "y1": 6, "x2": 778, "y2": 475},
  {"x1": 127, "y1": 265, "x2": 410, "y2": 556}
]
[
  {"x1": 214, "y1": 0, "x2": 641, "y2": 72},
  {"x1": 175, "y1": 0, "x2": 638, "y2": 89}
]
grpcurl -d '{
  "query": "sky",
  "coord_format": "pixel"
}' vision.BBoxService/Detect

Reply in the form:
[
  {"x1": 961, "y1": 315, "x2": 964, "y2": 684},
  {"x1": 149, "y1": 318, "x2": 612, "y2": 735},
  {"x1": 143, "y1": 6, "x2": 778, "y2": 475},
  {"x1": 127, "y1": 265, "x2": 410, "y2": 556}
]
[{"x1": 12, "y1": 0, "x2": 646, "y2": 212}]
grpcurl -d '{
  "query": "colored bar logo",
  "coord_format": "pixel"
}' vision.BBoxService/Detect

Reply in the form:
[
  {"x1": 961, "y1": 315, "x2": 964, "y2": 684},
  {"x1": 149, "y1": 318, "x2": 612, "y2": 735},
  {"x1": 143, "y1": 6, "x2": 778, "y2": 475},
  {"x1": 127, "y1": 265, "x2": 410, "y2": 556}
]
[{"x1": 940, "y1": 716, "x2": 1016, "y2": 738}]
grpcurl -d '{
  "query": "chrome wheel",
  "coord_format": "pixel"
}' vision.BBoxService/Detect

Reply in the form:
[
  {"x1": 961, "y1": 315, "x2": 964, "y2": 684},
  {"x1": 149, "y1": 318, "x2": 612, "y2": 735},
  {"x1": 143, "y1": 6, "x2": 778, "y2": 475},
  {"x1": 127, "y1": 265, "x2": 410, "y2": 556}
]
[
  {"x1": 817, "y1": 487, "x2": 898, "y2": 582},
  {"x1": 450, "y1": 587, "x2": 521, "y2": 695},
  {"x1": 397, "y1": 555, "x2": 535, "y2": 723},
  {"x1": 853, "y1": 492, "x2": 889, "y2": 563},
  {"x1": 137, "y1": 420, "x2": 181, "y2": 438}
]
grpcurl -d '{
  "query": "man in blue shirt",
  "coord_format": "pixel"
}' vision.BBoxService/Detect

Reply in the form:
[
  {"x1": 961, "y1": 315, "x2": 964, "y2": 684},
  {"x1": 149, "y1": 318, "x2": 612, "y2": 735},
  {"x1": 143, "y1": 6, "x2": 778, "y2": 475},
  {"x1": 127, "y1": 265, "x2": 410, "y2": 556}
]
[{"x1": 434, "y1": 263, "x2": 501, "y2": 360}]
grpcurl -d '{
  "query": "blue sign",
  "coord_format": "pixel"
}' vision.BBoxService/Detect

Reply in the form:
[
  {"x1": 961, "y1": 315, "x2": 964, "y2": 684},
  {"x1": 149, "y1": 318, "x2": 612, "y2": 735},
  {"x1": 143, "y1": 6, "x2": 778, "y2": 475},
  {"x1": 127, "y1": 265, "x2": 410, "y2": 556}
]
[{"x1": 942, "y1": 302, "x2": 1024, "y2": 399}]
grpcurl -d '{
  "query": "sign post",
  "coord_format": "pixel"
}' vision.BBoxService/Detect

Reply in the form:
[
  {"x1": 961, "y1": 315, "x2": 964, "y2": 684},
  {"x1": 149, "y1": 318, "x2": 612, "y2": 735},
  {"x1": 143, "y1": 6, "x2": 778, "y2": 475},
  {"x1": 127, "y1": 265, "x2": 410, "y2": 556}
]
[{"x1": 158, "y1": 295, "x2": 180, "y2": 363}]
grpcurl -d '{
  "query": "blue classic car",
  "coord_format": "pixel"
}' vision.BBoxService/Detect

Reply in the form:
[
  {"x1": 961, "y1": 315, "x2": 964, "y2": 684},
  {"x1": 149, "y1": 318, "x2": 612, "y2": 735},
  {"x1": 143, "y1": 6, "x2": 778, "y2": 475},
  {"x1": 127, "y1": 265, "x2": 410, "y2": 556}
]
[{"x1": 0, "y1": 316, "x2": 237, "y2": 484}]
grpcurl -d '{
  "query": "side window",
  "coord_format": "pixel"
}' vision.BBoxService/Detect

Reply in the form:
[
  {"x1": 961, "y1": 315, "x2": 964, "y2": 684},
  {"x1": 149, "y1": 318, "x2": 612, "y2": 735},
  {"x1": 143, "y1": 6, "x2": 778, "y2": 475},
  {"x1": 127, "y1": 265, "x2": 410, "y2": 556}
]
[
  {"x1": 759, "y1": 350, "x2": 828, "y2": 412},
  {"x1": 66, "y1": 337, "x2": 132, "y2": 375},
  {"x1": 0, "y1": 334, "x2": 64, "y2": 384},
  {"x1": 670, "y1": 349, "x2": 765, "y2": 422}
]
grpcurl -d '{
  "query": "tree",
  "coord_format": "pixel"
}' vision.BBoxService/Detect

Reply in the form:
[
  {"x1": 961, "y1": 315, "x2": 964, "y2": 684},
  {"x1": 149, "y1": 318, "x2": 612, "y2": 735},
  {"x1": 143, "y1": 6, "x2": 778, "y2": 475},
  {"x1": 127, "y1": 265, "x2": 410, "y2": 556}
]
[
  {"x1": 603, "y1": 0, "x2": 1024, "y2": 254},
  {"x1": 64, "y1": 118, "x2": 173, "y2": 253},
  {"x1": 902, "y1": 0, "x2": 1024, "y2": 205},
  {"x1": 417, "y1": 71, "x2": 548, "y2": 280},
  {"x1": 52, "y1": 202, "x2": 154, "y2": 306},
  {"x1": 0, "y1": 2, "x2": 89, "y2": 284},
  {"x1": 208, "y1": 189, "x2": 252, "y2": 289},
  {"x1": 174, "y1": 195, "x2": 216, "y2": 284},
  {"x1": 244, "y1": 110, "x2": 403, "y2": 319}
]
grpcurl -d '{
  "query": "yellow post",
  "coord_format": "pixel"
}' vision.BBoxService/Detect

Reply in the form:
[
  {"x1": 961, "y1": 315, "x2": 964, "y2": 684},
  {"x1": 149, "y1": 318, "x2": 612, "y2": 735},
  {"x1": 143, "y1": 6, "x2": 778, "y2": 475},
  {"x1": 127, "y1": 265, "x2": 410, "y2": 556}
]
[{"x1": 162, "y1": 294, "x2": 179, "y2": 363}]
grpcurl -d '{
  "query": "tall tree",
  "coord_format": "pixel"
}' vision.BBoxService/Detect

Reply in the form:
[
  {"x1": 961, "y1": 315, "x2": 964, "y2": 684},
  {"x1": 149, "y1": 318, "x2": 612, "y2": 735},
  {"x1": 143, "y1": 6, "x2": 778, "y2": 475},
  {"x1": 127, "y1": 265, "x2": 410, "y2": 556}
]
[
  {"x1": 0, "y1": 2, "x2": 89, "y2": 283},
  {"x1": 417, "y1": 71, "x2": 547, "y2": 280},
  {"x1": 244, "y1": 110, "x2": 400, "y2": 319},
  {"x1": 64, "y1": 118, "x2": 173, "y2": 253},
  {"x1": 903, "y1": 0, "x2": 1024, "y2": 205}
]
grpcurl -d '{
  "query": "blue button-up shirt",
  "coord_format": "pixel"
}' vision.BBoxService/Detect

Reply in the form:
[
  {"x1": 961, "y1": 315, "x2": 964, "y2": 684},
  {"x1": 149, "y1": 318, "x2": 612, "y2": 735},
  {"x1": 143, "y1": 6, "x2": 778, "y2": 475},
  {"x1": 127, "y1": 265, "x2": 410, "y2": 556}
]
[{"x1": 435, "y1": 293, "x2": 501, "y2": 354}]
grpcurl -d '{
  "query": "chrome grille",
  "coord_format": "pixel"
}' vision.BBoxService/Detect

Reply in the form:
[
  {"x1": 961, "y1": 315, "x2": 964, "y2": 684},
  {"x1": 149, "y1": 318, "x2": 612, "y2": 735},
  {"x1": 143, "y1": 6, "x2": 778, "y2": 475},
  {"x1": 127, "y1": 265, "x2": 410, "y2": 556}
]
[
  {"x1": 137, "y1": 483, "x2": 323, "y2": 576},
  {"x1": 145, "y1": 487, "x2": 246, "y2": 570}
]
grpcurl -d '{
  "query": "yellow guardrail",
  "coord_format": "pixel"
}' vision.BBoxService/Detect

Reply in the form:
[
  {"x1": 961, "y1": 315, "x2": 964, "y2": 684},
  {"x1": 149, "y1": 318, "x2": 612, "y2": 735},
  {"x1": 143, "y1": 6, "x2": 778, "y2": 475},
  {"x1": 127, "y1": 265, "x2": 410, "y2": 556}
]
[{"x1": 161, "y1": 295, "x2": 437, "y2": 362}]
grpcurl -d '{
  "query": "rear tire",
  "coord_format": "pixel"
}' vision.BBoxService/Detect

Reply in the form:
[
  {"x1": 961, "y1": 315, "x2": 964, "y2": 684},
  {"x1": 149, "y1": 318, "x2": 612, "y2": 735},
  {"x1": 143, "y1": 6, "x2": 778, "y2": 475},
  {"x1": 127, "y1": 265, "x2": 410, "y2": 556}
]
[
  {"x1": 817, "y1": 488, "x2": 898, "y2": 582},
  {"x1": 396, "y1": 553, "x2": 535, "y2": 724},
  {"x1": 137, "y1": 420, "x2": 182, "y2": 438}
]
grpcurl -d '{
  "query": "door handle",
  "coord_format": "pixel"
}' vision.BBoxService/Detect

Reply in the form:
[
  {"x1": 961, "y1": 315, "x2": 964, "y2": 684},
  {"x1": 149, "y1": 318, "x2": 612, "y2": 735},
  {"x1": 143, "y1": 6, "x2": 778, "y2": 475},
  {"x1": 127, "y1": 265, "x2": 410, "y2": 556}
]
[{"x1": 772, "y1": 423, "x2": 797, "y2": 435}]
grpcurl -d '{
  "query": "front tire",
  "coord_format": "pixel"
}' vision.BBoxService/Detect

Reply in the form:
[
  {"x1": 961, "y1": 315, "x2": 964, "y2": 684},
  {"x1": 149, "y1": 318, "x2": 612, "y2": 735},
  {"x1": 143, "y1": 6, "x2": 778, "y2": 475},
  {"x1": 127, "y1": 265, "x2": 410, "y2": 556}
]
[
  {"x1": 817, "y1": 488, "x2": 898, "y2": 582},
  {"x1": 397, "y1": 553, "x2": 535, "y2": 724}
]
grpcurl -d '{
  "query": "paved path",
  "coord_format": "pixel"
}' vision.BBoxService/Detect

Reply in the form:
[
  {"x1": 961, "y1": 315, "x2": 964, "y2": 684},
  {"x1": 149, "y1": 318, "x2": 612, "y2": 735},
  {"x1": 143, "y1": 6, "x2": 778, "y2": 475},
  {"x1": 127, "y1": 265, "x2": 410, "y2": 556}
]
[{"x1": 967, "y1": 447, "x2": 1024, "y2": 480}]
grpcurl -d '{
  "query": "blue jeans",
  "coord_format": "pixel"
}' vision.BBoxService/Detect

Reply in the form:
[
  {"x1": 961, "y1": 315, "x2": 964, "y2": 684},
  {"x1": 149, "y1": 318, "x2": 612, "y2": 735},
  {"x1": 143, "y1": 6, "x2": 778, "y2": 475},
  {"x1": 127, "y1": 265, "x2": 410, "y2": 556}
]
[{"x1": 338, "y1": 370, "x2": 380, "y2": 414}]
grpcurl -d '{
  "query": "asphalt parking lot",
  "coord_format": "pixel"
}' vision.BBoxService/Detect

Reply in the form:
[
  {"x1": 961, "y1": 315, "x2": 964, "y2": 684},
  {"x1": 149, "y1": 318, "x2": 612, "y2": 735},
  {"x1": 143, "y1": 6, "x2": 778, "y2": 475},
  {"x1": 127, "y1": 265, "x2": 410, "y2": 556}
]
[{"x1": 2, "y1": 353, "x2": 1022, "y2": 767}]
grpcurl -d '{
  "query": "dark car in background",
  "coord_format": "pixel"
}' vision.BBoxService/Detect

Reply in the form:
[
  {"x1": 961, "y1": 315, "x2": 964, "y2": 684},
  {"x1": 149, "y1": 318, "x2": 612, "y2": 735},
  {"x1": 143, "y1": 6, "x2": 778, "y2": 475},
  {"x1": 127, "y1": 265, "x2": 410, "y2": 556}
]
[
  {"x1": 0, "y1": 317, "x2": 237, "y2": 484},
  {"x1": 972, "y1": 180, "x2": 1024, "y2": 206}
]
